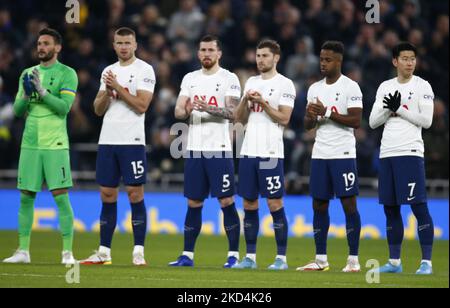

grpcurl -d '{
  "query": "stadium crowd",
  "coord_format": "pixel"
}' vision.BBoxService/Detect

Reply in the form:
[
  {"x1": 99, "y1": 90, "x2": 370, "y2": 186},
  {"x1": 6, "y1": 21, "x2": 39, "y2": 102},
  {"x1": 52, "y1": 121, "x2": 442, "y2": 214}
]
[{"x1": 0, "y1": 0, "x2": 448, "y2": 189}]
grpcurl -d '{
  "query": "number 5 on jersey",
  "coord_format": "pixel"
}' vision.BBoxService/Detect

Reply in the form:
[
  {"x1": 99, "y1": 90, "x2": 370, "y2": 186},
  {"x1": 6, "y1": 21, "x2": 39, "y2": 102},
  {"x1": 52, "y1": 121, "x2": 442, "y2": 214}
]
[{"x1": 222, "y1": 174, "x2": 231, "y2": 193}]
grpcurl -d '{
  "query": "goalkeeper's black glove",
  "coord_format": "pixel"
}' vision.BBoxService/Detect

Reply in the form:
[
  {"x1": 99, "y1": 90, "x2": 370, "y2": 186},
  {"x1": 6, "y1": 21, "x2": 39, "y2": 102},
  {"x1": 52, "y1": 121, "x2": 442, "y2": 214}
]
[{"x1": 383, "y1": 90, "x2": 401, "y2": 112}]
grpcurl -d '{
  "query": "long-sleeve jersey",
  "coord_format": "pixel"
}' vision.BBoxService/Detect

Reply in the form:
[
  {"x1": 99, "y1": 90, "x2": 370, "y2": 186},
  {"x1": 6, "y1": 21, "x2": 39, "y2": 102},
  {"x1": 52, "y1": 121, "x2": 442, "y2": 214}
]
[
  {"x1": 369, "y1": 76, "x2": 434, "y2": 158},
  {"x1": 14, "y1": 61, "x2": 78, "y2": 150}
]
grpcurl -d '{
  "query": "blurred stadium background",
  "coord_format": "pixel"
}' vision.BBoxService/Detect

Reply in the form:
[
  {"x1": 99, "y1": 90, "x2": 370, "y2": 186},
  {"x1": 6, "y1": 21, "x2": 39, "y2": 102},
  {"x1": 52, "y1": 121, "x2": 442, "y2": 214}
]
[{"x1": 0, "y1": 0, "x2": 448, "y2": 240}]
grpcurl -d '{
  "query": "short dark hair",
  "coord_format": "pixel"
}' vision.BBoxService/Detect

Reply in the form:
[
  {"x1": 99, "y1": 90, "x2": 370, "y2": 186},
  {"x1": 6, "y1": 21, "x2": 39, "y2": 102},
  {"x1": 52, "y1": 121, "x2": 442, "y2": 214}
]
[
  {"x1": 257, "y1": 39, "x2": 281, "y2": 56},
  {"x1": 321, "y1": 41, "x2": 345, "y2": 55},
  {"x1": 199, "y1": 35, "x2": 222, "y2": 50},
  {"x1": 38, "y1": 28, "x2": 62, "y2": 45},
  {"x1": 392, "y1": 42, "x2": 417, "y2": 59},
  {"x1": 115, "y1": 27, "x2": 136, "y2": 37}
]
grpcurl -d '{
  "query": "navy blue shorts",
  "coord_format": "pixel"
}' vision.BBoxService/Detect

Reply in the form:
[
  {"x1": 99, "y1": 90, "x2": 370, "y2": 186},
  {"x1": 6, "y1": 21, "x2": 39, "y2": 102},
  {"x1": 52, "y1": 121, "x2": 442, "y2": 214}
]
[
  {"x1": 184, "y1": 151, "x2": 235, "y2": 201},
  {"x1": 379, "y1": 156, "x2": 427, "y2": 206},
  {"x1": 96, "y1": 145, "x2": 147, "y2": 187},
  {"x1": 238, "y1": 156, "x2": 285, "y2": 200},
  {"x1": 310, "y1": 159, "x2": 359, "y2": 200}
]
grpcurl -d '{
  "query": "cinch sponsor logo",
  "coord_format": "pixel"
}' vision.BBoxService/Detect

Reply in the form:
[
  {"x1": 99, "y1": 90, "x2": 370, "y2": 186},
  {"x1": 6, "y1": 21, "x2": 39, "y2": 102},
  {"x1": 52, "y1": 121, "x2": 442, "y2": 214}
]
[
  {"x1": 282, "y1": 93, "x2": 295, "y2": 100},
  {"x1": 351, "y1": 96, "x2": 363, "y2": 101},
  {"x1": 143, "y1": 78, "x2": 156, "y2": 84}
]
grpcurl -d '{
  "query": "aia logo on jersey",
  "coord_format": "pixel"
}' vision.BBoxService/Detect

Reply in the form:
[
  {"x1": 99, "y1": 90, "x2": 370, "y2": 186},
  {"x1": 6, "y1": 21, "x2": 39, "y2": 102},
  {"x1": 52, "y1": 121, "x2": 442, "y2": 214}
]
[
  {"x1": 250, "y1": 101, "x2": 266, "y2": 113},
  {"x1": 194, "y1": 95, "x2": 219, "y2": 107}
]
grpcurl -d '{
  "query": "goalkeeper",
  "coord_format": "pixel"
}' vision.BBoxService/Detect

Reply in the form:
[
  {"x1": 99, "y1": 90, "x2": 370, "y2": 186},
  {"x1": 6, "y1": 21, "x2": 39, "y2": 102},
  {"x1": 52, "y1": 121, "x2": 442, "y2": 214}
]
[{"x1": 3, "y1": 28, "x2": 78, "y2": 265}]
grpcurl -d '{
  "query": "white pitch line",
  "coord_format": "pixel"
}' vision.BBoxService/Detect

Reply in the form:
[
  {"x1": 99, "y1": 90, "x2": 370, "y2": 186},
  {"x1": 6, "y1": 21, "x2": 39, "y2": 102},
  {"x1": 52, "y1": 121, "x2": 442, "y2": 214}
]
[
  {"x1": 1, "y1": 272, "x2": 447, "y2": 288},
  {"x1": 0, "y1": 272, "x2": 280, "y2": 285},
  {"x1": 0, "y1": 273, "x2": 65, "y2": 278}
]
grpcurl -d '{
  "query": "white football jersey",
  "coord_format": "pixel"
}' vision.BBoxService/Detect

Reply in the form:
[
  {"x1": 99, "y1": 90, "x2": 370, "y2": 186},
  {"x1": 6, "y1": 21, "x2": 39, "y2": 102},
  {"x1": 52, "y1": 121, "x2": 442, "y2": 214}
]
[
  {"x1": 99, "y1": 58, "x2": 156, "y2": 145},
  {"x1": 180, "y1": 68, "x2": 241, "y2": 152},
  {"x1": 307, "y1": 75, "x2": 363, "y2": 159},
  {"x1": 369, "y1": 76, "x2": 434, "y2": 158},
  {"x1": 240, "y1": 74, "x2": 296, "y2": 159}
]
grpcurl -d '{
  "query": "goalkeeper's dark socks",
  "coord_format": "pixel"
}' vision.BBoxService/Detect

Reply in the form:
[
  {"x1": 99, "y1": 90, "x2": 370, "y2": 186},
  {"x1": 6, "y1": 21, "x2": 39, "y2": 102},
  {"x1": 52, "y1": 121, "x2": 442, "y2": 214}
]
[
  {"x1": 384, "y1": 205, "x2": 403, "y2": 259},
  {"x1": 313, "y1": 209, "x2": 330, "y2": 255},
  {"x1": 100, "y1": 202, "x2": 117, "y2": 248},
  {"x1": 244, "y1": 209, "x2": 259, "y2": 254},
  {"x1": 18, "y1": 193, "x2": 36, "y2": 251},
  {"x1": 54, "y1": 193, "x2": 74, "y2": 252},
  {"x1": 184, "y1": 206, "x2": 203, "y2": 252},
  {"x1": 222, "y1": 203, "x2": 241, "y2": 252},
  {"x1": 345, "y1": 210, "x2": 361, "y2": 256},
  {"x1": 270, "y1": 207, "x2": 288, "y2": 256},
  {"x1": 131, "y1": 200, "x2": 147, "y2": 247},
  {"x1": 411, "y1": 203, "x2": 434, "y2": 261}
]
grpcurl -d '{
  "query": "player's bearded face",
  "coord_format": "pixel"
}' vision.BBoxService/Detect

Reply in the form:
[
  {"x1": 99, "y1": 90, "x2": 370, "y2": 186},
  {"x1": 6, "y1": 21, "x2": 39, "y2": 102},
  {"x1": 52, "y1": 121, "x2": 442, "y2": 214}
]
[
  {"x1": 37, "y1": 35, "x2": 60, "y2": 62},
  {"x1": 198, "y1": 42, "x2": 221, "y2": 69},
  {"x1": 256, "y1": 49, "x2": 278, "y2": 73},
  {"x1": 38, "y1": 48, "x2": 56, "y2": 62},
  {"x1": 257, "y1": 60, "x2": 274, "y2": 73},
  {"x1": 201, "y1": 57, "x2": 217, "y2": 69}
]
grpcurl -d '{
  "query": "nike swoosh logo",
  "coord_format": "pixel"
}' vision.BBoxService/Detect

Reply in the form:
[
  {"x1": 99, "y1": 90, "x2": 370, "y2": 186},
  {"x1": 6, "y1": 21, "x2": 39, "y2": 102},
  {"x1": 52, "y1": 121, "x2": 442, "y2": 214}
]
[
  {"x1": 269, "y1": 190, "x2": 280, "y2": 195},
  {"x1": 345, "y1": 187, "x2": 354, "y2": 192},
  {"x1": 134, "y1": 175, "x2": 144, "y2": 180},
  {"x1": 407, "y1": 196, "x2": 416, "y2": 201},
  {"x1": 222, "y1": 188, "x2": 231, "y2": 193},
  {"x1": 418, "y1": 224, "x2": 430, "y2": 232}
]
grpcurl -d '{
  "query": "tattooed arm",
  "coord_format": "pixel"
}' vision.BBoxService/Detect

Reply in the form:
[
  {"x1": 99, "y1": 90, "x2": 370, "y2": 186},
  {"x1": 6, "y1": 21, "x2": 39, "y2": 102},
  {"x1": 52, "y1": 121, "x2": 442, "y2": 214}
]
[{"x1": 193, "y1": 96, "x2": 240, "y2": 121}]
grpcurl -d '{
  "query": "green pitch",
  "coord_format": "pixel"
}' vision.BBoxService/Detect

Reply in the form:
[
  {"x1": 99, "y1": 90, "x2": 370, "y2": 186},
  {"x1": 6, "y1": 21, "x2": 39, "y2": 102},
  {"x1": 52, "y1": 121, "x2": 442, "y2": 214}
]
[{"x1": 0, "y1": 231, "x2": 448, "y2": 288}]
